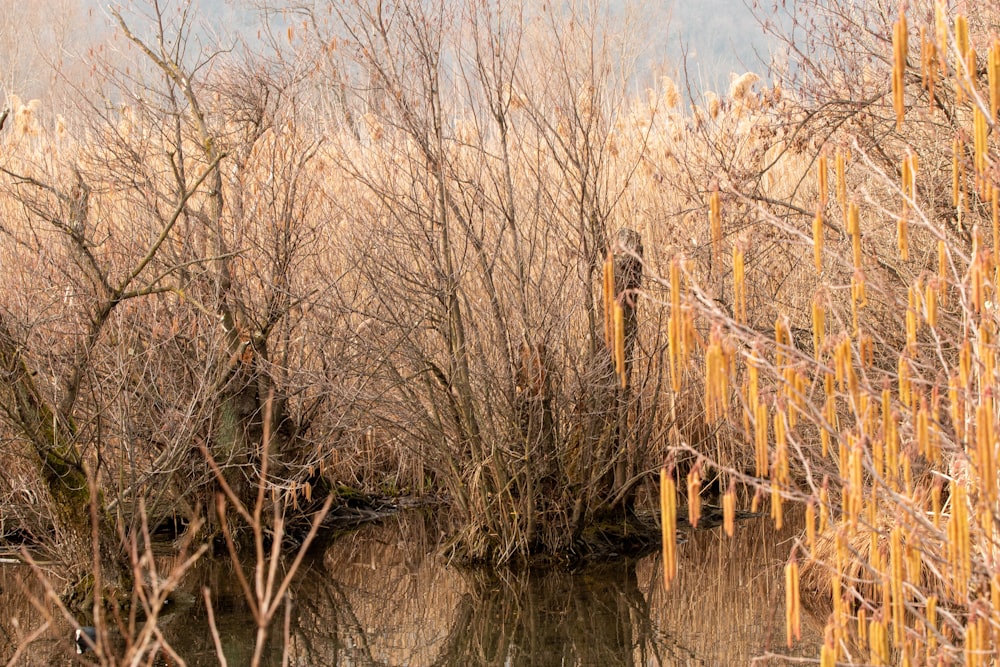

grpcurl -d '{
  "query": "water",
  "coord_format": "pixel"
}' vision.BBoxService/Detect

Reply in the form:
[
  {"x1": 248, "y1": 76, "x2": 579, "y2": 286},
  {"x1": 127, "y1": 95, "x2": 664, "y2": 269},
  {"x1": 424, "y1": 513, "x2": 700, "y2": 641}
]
[{"x1": 0, "y1": 510, "x2": 821, "y2": 665}]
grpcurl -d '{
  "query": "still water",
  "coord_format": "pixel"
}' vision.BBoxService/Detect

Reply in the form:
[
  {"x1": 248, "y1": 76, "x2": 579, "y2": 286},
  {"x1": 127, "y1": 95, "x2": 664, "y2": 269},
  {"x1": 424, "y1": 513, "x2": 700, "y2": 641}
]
[{"x1": 0, "y1": 511, "x2": 821, "y2": 665}]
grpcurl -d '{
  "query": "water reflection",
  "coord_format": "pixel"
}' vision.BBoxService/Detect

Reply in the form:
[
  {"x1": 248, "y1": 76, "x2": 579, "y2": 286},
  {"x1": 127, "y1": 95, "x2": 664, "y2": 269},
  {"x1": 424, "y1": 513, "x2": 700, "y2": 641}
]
[{"x1": 1, "y1": 510, "x2": 822, "y2": 665}]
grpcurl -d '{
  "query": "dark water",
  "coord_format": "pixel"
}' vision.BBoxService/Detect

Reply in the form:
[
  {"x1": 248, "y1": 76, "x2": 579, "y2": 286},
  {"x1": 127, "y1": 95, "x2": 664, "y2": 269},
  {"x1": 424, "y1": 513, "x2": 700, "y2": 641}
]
[{"x1": 0, "y1": 511, "x2": 822, "y2": 666}]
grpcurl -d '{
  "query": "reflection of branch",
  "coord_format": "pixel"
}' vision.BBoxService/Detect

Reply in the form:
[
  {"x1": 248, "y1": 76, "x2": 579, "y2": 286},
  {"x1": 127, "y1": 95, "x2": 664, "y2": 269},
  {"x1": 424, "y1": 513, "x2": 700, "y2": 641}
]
[
  {"x1": 293, "y1": 573, "x2": 380, "y2": 667},
  {"x1": 428, "y1": 593, "x2": 476, "y2": 667}
]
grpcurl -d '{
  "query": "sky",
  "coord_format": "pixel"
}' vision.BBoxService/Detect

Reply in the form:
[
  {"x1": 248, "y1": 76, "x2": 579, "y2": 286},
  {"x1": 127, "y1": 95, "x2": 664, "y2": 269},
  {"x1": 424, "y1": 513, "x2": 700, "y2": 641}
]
[
  {"x1": 1, "y1": 0, "x2": 781, "y2": 103},
  {"x1": 668, "y1": 0, "x2": 782, "y2": 92},
  {"x1": 109, "y1": 0, "x2": 781, "y2": 90}
]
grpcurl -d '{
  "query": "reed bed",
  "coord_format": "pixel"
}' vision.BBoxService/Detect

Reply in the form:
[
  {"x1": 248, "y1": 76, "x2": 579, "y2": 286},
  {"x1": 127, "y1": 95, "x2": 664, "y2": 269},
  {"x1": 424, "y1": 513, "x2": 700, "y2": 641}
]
[{"x1": 2, "y1": 0, "x2": 1000, "y2": 664}]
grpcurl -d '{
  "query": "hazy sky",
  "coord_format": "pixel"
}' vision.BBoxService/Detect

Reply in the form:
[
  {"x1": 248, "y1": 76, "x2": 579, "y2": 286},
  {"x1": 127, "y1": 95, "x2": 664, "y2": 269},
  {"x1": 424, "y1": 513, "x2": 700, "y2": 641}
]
[
  {"x1": 668, "y1": 0, "x2": 782, "y2": 91},
  {"x1": 2, "y1": 1, "x2": 778, "y2": 102}
]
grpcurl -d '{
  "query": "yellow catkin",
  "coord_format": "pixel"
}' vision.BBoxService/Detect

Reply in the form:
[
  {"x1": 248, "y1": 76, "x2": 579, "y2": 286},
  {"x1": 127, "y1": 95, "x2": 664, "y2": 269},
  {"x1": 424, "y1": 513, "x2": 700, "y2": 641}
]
[
  {"x1": 869, "y1": 509, "x2": 882, "y2": 573},
  {"x1": 890, "y1": 525, "x2": 905, "y2": 645},
  {"x1": 977, "y1": 394, "x2": 996, "y2": 503},
  {"x1": 851, "y1": 271, "x2": 867, "y2": 332},
  {"x1": 956, "y1": 14, "x2": 969, "y2": 81},
  {"x1": 917, "y1": 396, "x2": 929, "y2": 459},
  {"x1": 793, "y1": 370, "x2": 807, "y2": 424},
  {"x1": 771, "y1": 482, "x2": 783, "y2": 531},
  {"x1": 846, "y1": 437, "x2": 862, "y2": 530},
  {"x1": 928, "y1": 387, "x2": 942, "y2": 465},
  {"x1": 897, "y1": 214, "x2": 908, "y2": 261},
  {"x1": 990, "y1": 38, "x2": 1000, "y2": 120},
  {"x1": 710, "y1": 189, "x2": 722, "y2": 271},
  {"x1": 835, "y1": 337, "x2": 847, "y2": 391},
  {"x1": 806, "y1": 499, "x2": 817, "y2": 558},
  {"x1": 818, "y1": 151, "x2": 829, "y2": 206},
  {"x1": 723, "y1": 482, "x2": 735, "y2": 537},
  {"x1": 904, "y1": 439, "x2": 915, "y2": 495},
  {"x1": 847, "y1": 202, "x2": 861, "y2": 269},
  {"x1": 785, "y1": 556, "x2": 801, "y2": 647},
  {"x1": 704, "y1": 329, "x2": 728, "y2": 423},
  {"x1": 603, "y1": 252, "x2": 614, "y2": 347},
  {"x1": 859, "y1": 332, "x2": 873, "y2": 370},
  {"x1": 813, "y1": 206, "x2": 824, "y2": 273},
  {"x1": 935, "y1": 1, "x2": 947, "y2": 72},
  {"x1": 980, "y1": 322, "x2": 996, "y2": 385},
  {"x1": 899, "y1": 152, "x2": 916, "y2": 260},
  {"x1": 831, "y1": 568, "x2": 844, "y2": 632},
  {"x1": 670, "y1": 257, "x2": 680, "y2": 313},
  {"x1": 687, "y1": 467, "x2": 701, "y2": 528},
  {"x1": 921, "y1": 25, "x2": 937, "y2": 105},
  {"x1": 774, "y1": 409, "x2": 789, "y2": 487},
  {"x1": 818, "y1": 481, "x2": 830, "y2": 534},
  {"x1": 774, "y1": 410, "x2": 789, "y2": 480},
  {"x1": 755, "y1": 401, "x2": 769, "y2": 477},
  {"x1": 906, "y1": 539, "x2": 920, "y2": 590},
  {"x1": 906, "y1": 283, "x2": 918, "y2": 351},
  {"x1": 980, "y1": 504, "x2": 992, "y2": 558},
  {"x1": 926, "y1": 595, "x2": 938, "y2": 656},
  {"x1": 971, "y1": 254, "x2": 985, "y2": 315},
  {"x1": 783, "y1": 367, "x2": 795, "y2": 425},
  {"x1": 668, "y1": 259, "x2": 682, "y2": 392},
  {"x1": 733, "y1": 243, "x2": 746, "y2": 324},
  {"x1": 613, "y1": 301, "x2": 626, "y2": 387},
  {"x1": 893, "y1": 11, "x2": 908, "y2": 129},
  {"x1": 820, "y1": 622, "x2": 838, "y2": 667},
  {"x1": 822, "y1": 373, "x2": 835, "y2": 457},
  {"x1": 835, "y1": 147, "x2": 847, "y2": 207},
  {"x1": 992, "y1": 576, "x2": 1000, "y2": 643},
  {"x1": 932, "y1": 479, "x2": 942, "y2": 529},
  {"x1": 949, "y1": 373, "x2": 965, "y2": 444},
  {"x1": 660, "y1": 467, "x2": 677, "y2": 590},
  {"x1": 965, "y1": 613, "x2": 986, "y2": 667},
  {"x1": 844, "y1": 338, "x2": 859, "y2": 406},
  {"x1": 898, "y1": 354, "x2": 912, "y2": 409},
  {"x1": 668, "y1": 312, "x2": 681, "y2": 392},
  {"x1": 870, "y1": 616, "x2": 889, "y2": 665},
  {"x1": 959, "y1": 338, "x2": 971, "y2": 388},
  {"x1": 947, "y1": 480, "x2": 970, "y2": 596},
  {"x1": 873, "y1": 388, "x2": 888, "y2": 476},
  {"x1": 925, "y1": 279, "x2": 938, "y2": 327},
  {"x1": 975, "y1": 107, "x2": 989, "y2": 196},
  {"x1": 888, "y1": 416, "x2": 900, "y2": 491},
  {"x1": 775, "y1": 316, "x2": 789, "y2": 368},
  {"x1": 952, "y1": 137, "x2": 963, "y2": 210},
  {"x1": 993, "y1": 186, "x2": 1000, "y2": 262}
]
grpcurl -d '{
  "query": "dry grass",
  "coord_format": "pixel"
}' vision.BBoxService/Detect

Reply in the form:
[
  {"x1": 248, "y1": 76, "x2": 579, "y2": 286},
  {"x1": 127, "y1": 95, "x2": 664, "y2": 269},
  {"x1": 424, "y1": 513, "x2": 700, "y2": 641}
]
[{"x1": 3, "y1": 0, "x2": 1000, "y2": 663}]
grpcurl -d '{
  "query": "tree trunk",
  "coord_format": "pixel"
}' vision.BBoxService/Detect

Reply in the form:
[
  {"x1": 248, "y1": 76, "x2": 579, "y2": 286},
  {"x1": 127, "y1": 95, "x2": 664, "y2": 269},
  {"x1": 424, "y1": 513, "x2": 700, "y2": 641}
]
[
  {"x1": 610, "y1": 228, "x2": 643, "y2": 512},
  {"x1": 0, "y1": 315, "x2": 90, "y2": 534}
]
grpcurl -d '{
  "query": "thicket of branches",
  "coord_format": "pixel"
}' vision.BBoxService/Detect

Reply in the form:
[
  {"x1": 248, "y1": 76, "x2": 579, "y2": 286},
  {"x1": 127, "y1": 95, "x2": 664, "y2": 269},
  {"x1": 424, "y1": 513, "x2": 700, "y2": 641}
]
[
  {"x1": 657, "y1": 0, "x2": 1000, "y2": 663},
  {"x1": 5, "y1": 0, "x2": 1000, "y2": 663},
  {"x1": 0, "y1": 0, "x2": 680, "y2": 588}
]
